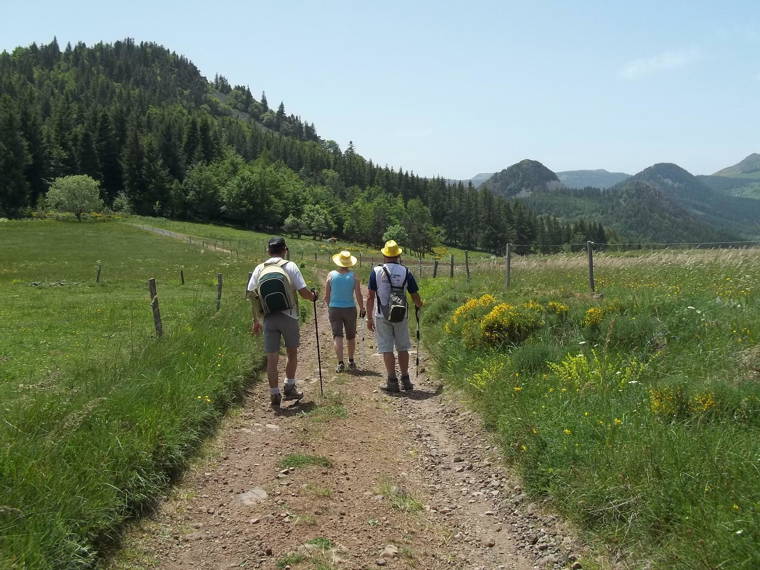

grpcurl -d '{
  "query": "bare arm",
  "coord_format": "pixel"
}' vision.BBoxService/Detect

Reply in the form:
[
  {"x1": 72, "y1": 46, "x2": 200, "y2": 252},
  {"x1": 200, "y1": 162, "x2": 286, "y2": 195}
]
[
  {"x1": 249, "y1": 295, "x2": 264, "y2": 334},
  {"x1": 354, "y1": 277, "x2": 365, "y2": 312},
  {"x1": 298, "y1": 286, "x2": 317, "y2": 301},
  {"x1": 410, "y1": 292, "x2": 423, "y2": 308},
  {"x1": 366, "y1": 289, "x2": 376, "y2": 331},
  {"x1": 323, "y1": 275, "x2": 332, "y2": 305}
]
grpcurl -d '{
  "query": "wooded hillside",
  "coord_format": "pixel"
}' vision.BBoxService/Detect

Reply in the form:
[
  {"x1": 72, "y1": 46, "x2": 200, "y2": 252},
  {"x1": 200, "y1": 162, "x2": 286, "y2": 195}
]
[{"x1": 0, "y1": 38, "x2": 608, "y2": 254}]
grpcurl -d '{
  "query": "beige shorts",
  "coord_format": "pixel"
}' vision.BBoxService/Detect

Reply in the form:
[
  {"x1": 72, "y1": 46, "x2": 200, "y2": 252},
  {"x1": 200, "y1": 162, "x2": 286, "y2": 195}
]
[
  {"x1": 263, "y1": 312, "x2": 300, "y2": 353},
  {"x1": 374, "y1": 316, "x2": 412, "y2": 353},
  {"x1": 328, "y1": 307, "x2": 358, "y2": 339}
]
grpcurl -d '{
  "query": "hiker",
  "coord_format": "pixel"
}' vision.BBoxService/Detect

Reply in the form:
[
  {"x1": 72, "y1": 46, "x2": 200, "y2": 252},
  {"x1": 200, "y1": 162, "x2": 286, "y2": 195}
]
[
  {"x1": 366, "y1": 240, "x2": 423, "y2": 392},
  {"x1": 248, "y1": 237, "x2": 317, "y2": 408},
  {"x1": 323, "y1": 250, "x2": 366, "y2": 373}
]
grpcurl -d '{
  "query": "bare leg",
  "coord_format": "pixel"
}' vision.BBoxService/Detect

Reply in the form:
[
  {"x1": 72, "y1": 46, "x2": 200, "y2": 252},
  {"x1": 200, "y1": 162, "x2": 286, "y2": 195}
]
[
  {"x1": 266, "y1": 353, "x2": 279, "y2": 388},
  {"x1": 347, "y1": 337, "x2": 356, "y2": 360},
  {"x1": 382, "y1": 352, "x2": 396, "y2": 377},
  {"x1": 333, "y1": 336, "x2": 344, "y2": 361},
  {"x1": 398, "y1": 351, "x2": 409, "y2": 376},
  {"x1": 285, "y1": 347, "x2": 298, "y2": 380}
]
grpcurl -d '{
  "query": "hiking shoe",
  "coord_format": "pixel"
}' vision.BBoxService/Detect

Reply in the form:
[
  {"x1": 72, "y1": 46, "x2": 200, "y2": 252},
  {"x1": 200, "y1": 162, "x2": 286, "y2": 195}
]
[
  {"x1": 385, "y1": 377, "x2": 400, "y2": 393},
  {"x1": 347, "y1": 360, "x2": 357, "y2": 372},
  {"x1": 283, "y1": 384, "x2": 304, "y2": 401},
  {"x1": 336, "y1": 362, "x2": 346, "y2": 373},
  {"x1": 270, "y1": 392, "x2": 281, "y2": 408},
  {"x1": 400, "y1": 374, "x2": 414, "y2": 391}
]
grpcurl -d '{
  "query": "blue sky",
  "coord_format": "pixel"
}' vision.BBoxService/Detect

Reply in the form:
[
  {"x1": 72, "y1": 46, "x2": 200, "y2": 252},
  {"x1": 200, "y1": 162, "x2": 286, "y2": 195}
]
[{"x1": 2, "y1": 0, "x2": 758, "y2": 179}]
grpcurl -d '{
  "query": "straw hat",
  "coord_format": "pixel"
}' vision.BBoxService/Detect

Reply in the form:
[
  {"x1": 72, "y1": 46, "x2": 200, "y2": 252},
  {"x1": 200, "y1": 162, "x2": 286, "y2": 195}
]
[
  {"x1": 380, "y1": 240, "x2": 403, "y2": 257},
  {"x1": 332, "y1": 250, "x2": 357, "y2": 267}
]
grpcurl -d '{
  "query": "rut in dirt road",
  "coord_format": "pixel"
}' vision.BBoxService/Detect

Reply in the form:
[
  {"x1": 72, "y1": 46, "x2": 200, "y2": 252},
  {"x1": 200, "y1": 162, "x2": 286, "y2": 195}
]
[{"x1": 112, "y1": 293, "x2": 589, "y2": 570}]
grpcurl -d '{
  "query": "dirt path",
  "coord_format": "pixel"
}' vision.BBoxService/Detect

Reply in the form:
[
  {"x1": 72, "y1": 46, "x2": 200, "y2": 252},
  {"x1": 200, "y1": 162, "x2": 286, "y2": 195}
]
[
  {"x1": 128, "y1": 223, "x2": 233, "y2": 253},
  {"x1": 111, "y1": 286, "x2": 589, "y2": 569}
]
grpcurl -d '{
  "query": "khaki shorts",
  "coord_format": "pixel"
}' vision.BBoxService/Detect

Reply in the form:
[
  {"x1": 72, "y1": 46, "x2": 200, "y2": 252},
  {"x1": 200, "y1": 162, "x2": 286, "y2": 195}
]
[
  {"x1": 263, "y1": 312, "x2": 300, "y2": 353},
  {"x1": 374, "y1": 316, "x2": 412, "y2": 353},
  {"x1": 328, "y1": 307, "x2": 358, "y2": 339}
]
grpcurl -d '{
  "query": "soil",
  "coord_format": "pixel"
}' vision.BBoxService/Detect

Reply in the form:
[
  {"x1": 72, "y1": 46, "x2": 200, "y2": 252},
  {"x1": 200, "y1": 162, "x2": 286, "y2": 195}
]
[{"x1": 109, "y1": 281, "x2": 593, "y2": 570}]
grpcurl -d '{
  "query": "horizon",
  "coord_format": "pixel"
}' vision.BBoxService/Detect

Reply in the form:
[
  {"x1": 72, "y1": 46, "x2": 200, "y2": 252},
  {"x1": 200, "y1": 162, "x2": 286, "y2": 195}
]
[{"x1": 3, "y1": 0, "x2": 758, "y2": 179}]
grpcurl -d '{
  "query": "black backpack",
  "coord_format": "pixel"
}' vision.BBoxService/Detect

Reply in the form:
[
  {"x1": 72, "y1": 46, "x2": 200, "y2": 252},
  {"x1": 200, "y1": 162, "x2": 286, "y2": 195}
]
[
  {"x1": 255, "y1": 259, "x2": 297, "y2": 316},
  {"x1": 377, "y1": 265, "x2": 409, "y2": 323}
]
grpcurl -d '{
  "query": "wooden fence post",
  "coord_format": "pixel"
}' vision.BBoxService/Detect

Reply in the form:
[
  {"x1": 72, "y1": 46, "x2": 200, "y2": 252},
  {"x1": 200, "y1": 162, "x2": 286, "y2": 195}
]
[
  {"x1": 246, "y1": 271, "x2": 253, "y2": 297},
  {"x1": 587, "y1": 241, "x2": 596, "y2": 292},
  {"x1": 216, "y1": 273, "x2": 223, "y2": 311},
  {"x1": 180, "y1": 268, "x2": 185, "y2": 285},
  {"x1": 505, "y1": 243, "x2": 511, "y2": 289},
  {"x1": 96, "y1": 261, "x2": 102, "y2": 283},
  {"x1": 314, "y1": 251, "x2": 317, "y2": 262},
  {"x1": 465, "y1": 251, "x2": 471, "y2": 281},
  {"x1": 147, "y1": 278, "x2": 163, "y2": 337},
  {"x1": 433, "y1": 260, "x2": 439, "y2": 278},
  {"x1": 449, "y1": 255, "x2": 454, "y2": 278},
  {"x1": 418, "y1": 258, "x2": 422, "y2": 278}
]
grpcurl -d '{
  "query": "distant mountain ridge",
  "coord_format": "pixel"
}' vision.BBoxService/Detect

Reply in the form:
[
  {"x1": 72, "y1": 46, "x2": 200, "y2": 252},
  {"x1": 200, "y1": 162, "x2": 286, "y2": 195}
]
[
  {"x1": 480, "y1": 157, "x2": 760, "y2": 242},
  {"x1": 713, "y1": 153, "x2": 760, "y2": 179},
  {"x1": 556, "y1": 169, "x2": 630, "y2": 189}
]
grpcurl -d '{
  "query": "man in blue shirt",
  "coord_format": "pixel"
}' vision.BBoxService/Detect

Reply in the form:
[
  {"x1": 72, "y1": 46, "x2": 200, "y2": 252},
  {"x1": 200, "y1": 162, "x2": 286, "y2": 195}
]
[{"x1": 366, "y1": 240, "x2": 423, "y2": 392}]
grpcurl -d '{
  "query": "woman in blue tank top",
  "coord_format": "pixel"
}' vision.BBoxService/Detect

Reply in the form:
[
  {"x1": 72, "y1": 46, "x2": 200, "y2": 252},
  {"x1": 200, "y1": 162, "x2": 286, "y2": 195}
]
[{"x1": 323, "y1": 250, "x2": 366, "y2": 372}]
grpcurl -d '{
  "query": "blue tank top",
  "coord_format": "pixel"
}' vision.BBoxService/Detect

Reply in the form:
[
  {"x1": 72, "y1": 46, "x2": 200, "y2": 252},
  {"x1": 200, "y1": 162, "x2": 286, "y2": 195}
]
[{"x1": 329, "y1": 271, "x2": 356, "y2": 308}]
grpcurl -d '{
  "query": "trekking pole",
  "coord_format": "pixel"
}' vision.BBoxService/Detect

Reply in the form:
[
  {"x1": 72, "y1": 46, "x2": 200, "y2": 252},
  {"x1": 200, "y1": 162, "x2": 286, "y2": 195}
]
[
  {"x1": 311, "y1": 289, "x2": 324, "y2": 397},
  {"x1": 415, "y1": 306, "x2": 421, "y2": 380}
]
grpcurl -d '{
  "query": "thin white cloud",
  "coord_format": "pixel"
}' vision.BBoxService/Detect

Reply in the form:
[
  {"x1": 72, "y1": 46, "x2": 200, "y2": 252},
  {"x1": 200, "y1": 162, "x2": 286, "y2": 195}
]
[{"x1": 619, "y1": 48, "x2": 700, "y2": 80}]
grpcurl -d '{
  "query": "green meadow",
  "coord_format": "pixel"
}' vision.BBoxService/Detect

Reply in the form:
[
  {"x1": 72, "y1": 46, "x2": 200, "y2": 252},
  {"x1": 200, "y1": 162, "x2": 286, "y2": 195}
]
[
  {"x1": 6, "y1": 216, "x2": 759, "y2": 569},
  {"x1": 128, "y1": 215, "x2": 493, "y2": 267},
  {"x1": 421, "y1": 248, "x2": 760, "y2": 568},
  {"x1": 0, "y1": 219, "x2": 276, "y2": 567}
]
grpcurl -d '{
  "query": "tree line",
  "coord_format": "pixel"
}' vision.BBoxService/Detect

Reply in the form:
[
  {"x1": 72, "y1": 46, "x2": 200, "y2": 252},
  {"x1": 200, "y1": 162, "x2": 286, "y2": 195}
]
[{"x1": 0, "y1": 38, "x2": 610, "y2": 255}]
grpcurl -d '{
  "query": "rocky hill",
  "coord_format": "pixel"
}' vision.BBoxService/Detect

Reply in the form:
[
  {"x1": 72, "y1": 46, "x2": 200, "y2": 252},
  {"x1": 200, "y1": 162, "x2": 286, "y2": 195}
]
[{"x1": 480, "y1": 159, "x2": 562, "y2": 198}]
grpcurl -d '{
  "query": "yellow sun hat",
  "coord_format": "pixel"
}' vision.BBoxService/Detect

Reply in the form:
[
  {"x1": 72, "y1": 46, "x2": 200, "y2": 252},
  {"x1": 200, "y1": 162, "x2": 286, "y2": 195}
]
[
  {"x1": 332, "y1": 250, "x2": 357, "y2": 267},
  {"x1": 381, "y1": 240, "x2": 403, "y2": 257}
]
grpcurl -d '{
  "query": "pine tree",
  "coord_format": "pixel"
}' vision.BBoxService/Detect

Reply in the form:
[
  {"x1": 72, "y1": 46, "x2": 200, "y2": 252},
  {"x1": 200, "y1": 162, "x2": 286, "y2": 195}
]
[
  {"x1": 18, "y1": 104, "x2": 49, "y2": 206},
  {"x1": 0, "y1": 96, "x2": 31, "y2": 216},
  {"x1": 95, "y1": 112, "x2": 123, "y2": 203},
  {"x1": 122, "y1": 128, "x2": 149, "y2": 214},
  {"x1": 76, "y1": 128, "x2": 101, "y2": 181}
]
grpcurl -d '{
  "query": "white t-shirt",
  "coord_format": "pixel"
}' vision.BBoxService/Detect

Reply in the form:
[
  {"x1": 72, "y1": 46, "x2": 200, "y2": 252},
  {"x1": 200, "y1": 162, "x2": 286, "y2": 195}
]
[
  {"x1": 247, "y1": 257, "x2": 307, "y2": 320},
  {"x1": 369, "y1": 263, "x2": 412, "y2": 318}
]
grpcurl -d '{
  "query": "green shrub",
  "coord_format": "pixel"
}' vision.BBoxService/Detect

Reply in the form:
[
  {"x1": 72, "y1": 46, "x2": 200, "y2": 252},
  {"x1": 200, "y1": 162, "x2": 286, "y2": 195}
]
[{"x1": 511, "y1": 342, "x2": 564, "y2": 374}]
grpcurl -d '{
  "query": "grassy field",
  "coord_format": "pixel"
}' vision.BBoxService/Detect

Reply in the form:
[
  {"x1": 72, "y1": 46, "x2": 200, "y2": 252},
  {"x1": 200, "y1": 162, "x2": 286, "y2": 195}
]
[
  {"x1": 420, "y1": 248, "x2": 760, "y2": 568},
  {"x1": 0, "y1": 219, "x2": 310, "y2": 567},
  {"x1": 127, "y1": 215, "x2": 494, "y2": 269}
]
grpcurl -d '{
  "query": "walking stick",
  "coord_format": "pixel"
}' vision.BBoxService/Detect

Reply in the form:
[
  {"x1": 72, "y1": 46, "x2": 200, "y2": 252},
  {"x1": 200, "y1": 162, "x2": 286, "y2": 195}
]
[
  {"x1": 312, "y1": 289, "x2": 324, "y2": 397},
  {"x1": 415, "y1": 306, "x2": 421, "y2": 380}
]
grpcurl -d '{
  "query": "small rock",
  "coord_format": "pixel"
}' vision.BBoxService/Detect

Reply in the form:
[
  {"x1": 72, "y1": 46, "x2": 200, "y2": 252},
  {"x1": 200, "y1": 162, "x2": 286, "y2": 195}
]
[
  {"x1": 375, "y1": 559, "x2": 387, "y2": 567},
  {"x1": 237, "y1": 488, "x2": 268, "y2": 506},
  {"x1": 485, "y1": 538, "x2": 496, "y2": 547},
  {"x1": 381, "y1": 544, "x2": 399, "y2": 558},
  {"x1": 571, "y1": 563, "x2": 582, "y2": 570}
]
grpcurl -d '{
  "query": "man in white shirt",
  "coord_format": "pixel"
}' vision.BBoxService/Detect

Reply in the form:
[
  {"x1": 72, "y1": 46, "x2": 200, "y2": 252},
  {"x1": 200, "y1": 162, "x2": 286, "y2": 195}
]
[
  {"x1": 248, "y1": 237, "x2": 317, "y2": 408},
  {"x1": 366, "y1": 240, "x2": 423, "y2": 393}
]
